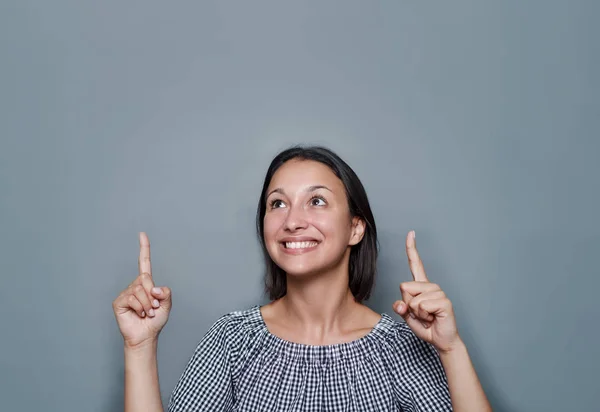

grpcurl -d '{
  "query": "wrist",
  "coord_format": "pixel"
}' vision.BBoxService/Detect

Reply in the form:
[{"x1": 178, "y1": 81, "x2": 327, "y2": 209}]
[
  {"x1": 438, "y1": 337, "x2": 467, "y2": 358},
  {"x1": 124, "y1": 337, "x2": 159, "y2": 354}
]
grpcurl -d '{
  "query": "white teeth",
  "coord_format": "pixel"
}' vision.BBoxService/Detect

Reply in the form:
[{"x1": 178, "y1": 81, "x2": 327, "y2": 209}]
[{"x1": 285, "y1": 241, "x2": 318, "y2": 249}]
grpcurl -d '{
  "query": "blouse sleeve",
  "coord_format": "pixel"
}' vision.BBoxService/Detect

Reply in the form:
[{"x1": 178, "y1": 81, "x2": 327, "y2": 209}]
[
  {"x1": 390, "y1": 324, "x2": 453, "y2": 411},
  {"x1": 168, "y1": 313, "x2": 237, "y2": 411}
]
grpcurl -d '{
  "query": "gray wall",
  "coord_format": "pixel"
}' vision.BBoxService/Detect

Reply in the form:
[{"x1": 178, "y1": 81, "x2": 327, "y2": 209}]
[{"x1": 1, "y1": 1, "x2": 598, "y2": 411}]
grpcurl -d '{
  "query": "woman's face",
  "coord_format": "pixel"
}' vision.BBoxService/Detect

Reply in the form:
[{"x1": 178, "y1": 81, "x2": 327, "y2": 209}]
[{"x1": 263, "y1": 159, "x2": 365, "y2": 277}]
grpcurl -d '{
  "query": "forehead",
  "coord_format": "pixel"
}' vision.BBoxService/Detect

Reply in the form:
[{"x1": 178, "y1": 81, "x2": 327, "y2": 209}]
[{"x1": 267, "y1": 159, "x2": 343, "y2": 191}]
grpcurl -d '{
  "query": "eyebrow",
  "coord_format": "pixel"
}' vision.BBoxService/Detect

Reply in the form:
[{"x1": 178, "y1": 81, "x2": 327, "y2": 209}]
[{"x1": 266, "y1": 185, "x2": 333, "y2": 199}]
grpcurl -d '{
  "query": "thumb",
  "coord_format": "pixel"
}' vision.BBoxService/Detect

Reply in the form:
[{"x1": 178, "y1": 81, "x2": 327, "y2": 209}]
[
  {"x1": 393, "y1": 300, "x2": 411, "y2": 321},
  {"x1": 152, "y1": 286, "x2": 172, "y2": 311},
  {"x1": 393, "y1": 300, "x2": 430, "y2": 332}
]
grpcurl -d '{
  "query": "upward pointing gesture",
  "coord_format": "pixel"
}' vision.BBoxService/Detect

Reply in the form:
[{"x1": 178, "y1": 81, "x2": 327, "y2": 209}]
[
  {"x1": 139, "y1": 231, "x2": 152, "y2": 279},
  {"x1": 393, "y1": 231, "x2": 461, "y2": 354},
  {"x1": 112, "y1": 232, "x2": 172, "y2": 349}
]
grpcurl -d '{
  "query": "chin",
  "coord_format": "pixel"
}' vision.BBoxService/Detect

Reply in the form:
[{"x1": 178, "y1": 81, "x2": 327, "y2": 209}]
[{"x1": 276, "y1": 261, "x2": 322, "y2": 277}]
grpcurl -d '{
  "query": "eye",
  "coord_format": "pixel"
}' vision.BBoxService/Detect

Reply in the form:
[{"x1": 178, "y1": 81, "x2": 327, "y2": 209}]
[
  {"x1": 310, "y1": 196, "x2": 326, "y2": 206},
  {"x1": 269, "y1": 199, "x2": 286, "y2": 209}
]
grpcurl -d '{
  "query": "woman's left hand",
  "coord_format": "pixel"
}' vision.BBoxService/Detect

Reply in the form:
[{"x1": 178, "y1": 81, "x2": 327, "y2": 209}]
[{"x1": 393, "y1": 231, "x2": 462, "y2": 354}]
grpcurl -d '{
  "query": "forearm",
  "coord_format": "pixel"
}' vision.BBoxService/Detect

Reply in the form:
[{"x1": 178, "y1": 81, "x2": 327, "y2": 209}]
[
  {"x1": 124, "y1": 340, "x2": 164, "y2": 412},
  {"x1": 439, "y1": 340, "x2": 491, "y2": 412}
]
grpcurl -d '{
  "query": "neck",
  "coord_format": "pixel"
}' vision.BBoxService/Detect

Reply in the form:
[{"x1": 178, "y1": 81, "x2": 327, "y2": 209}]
[{"x1": 281, "y1": 253, "x2": 360, "y2": 338}]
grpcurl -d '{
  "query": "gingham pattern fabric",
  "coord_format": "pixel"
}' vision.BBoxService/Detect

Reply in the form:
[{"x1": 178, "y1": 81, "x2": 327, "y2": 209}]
[{"x1": 168, "y1": 305, "x2": 452, "y2": 411}]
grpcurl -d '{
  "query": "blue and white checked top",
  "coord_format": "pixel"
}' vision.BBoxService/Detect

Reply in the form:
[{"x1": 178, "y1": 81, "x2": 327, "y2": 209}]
[{"x1": 168, "y1": 305, "x2": 452, "y2": 411}]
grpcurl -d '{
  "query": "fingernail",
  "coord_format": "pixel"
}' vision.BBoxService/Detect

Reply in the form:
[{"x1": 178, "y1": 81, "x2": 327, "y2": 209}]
[
  {"x1": 152, "y1": 287, "x2": 161, "y2": 294},
  {"x1": 141, "y1": 311, "x2": 146, "y2": 317},
  {"x1": 412, "y1": 230, "x2": 416, "y2": 239},
  {"x1": 153, "y1": 299, "x2": 159, "y2": 308},
  {"x1": 409, "y1": 312, "x2": 415, "y2": 319},
  {"x1": 149, "y1": 309, "x2": 155, "y2": 317}
]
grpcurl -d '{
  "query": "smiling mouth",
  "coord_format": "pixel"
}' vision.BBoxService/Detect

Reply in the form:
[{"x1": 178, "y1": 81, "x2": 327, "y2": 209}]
[{"x1": 283, "y1": 241, "x2": 319, "y2": 249}]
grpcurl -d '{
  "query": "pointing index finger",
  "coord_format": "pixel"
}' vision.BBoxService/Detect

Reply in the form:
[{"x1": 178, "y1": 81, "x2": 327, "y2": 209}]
[
  {"x1": 138, "y1": 232, "x2": 152, "y2": 278},
  {"x1": 406, "y1": 230, "x2": 428, "y2": 282}
]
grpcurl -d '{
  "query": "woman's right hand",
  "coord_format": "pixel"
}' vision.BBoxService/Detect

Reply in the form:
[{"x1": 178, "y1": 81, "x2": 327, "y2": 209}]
[{"x1": 113, "y1": 232, "x2": 172, "y2": 349}]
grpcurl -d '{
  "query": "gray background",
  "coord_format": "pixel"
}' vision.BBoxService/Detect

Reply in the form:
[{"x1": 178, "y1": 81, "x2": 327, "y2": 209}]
[{"x1": 1, "y1": 1, "x2": 598, "y2": 411}]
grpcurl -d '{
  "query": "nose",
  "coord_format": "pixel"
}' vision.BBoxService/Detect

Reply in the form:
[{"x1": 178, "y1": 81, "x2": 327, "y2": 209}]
[{"x1": 283, "y1": 205, "x2": 308, "y2": 232}]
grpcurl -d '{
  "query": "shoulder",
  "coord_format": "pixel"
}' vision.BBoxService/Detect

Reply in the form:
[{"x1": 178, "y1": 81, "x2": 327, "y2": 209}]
[
  {"x1": 376, "y1": 314, "x2": 419, "y2": 341},
  {"x1": 372, "y1": 312, "x2": 414, "y2": 342},
  {"x1": 196, "y1": 305, "x2": 265, "y2": 351},
  {"x1": 373, "y1": 314, "x2": 441, "y2": 359},
  {"x1": 169, "y1": 307, "x2": 263, "y2": 409}
]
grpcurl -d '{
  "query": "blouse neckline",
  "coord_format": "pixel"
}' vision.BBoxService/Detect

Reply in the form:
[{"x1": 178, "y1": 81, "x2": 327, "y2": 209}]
[{"x1": 248, "y1": 305, "x2": 399, "y2": 363}]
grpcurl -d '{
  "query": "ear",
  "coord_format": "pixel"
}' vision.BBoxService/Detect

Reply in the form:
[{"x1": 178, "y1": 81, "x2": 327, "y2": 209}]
[{"x1": 348, "y1": 217, "x2": 366, "y2": 246}]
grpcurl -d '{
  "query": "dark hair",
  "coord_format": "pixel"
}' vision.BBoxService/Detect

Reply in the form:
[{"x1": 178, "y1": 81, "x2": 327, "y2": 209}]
[{"x1": 256, "y1": 145, "x2": 378, "y2": 303}]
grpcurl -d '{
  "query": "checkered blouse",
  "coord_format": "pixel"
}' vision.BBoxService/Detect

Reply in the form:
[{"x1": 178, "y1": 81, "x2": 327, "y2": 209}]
[{"x1": 168, "y1": 305, "x2": 452, "y2": 411}]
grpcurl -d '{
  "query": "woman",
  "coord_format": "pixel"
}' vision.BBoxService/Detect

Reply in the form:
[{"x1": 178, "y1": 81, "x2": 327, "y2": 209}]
[{"x1": 113, "y1": 145, "x2": 491, "y2": 411}]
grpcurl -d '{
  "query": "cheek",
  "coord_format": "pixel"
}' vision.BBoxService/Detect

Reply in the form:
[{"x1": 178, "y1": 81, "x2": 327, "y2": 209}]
[
  {"x1": 263, "y1": 213, "x2": 282, "y2": 242},
  {"x1": 313, "y1": 214, "x2": 351, "y2": 240}
]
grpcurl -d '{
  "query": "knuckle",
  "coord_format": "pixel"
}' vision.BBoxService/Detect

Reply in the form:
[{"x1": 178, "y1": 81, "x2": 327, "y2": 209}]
[{"x1": 134, "y1": 285, "x2": 144, "y2": 293}]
